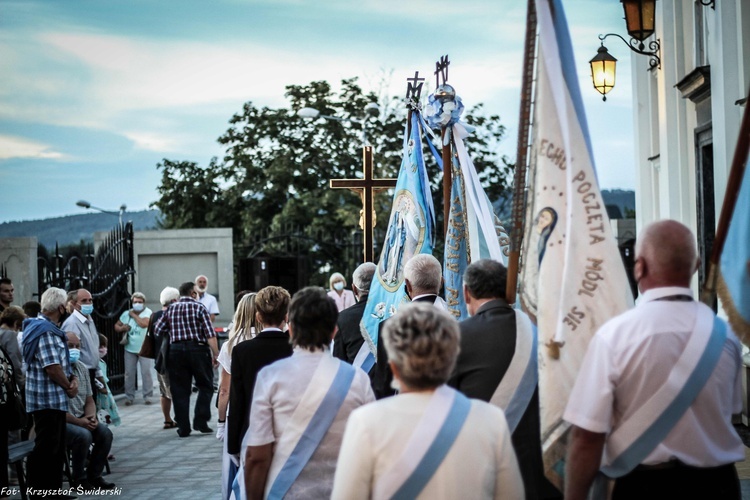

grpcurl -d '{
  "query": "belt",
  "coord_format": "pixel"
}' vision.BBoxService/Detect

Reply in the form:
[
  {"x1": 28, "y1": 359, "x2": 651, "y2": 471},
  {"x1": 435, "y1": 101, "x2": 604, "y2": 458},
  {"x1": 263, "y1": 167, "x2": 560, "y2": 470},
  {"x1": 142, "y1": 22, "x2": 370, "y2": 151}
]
[
  {"x1": 172, "y1": 339, "x2": 207, "y2": 345},
  {"x1": 635, "y1": 460, "x2": 682, "y2": 471}
]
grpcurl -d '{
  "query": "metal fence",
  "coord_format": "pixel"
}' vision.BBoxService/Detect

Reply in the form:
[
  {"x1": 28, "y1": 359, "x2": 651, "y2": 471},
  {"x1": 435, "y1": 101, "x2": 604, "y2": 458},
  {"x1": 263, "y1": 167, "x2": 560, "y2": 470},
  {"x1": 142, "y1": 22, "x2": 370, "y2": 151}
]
[{"x1": 37, "y1": 223, "x2": 135, "y2": 392}]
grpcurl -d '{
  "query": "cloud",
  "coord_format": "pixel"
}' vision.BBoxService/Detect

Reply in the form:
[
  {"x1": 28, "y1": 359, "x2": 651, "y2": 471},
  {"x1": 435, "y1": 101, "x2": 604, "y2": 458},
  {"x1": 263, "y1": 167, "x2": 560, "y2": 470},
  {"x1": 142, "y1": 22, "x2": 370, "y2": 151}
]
[
  {"x1": 122, "y1": 131, "x2": 181, "y2": 152},
  {"x1": 0, "y1": 135, "x2": 66, "y2": 160}
]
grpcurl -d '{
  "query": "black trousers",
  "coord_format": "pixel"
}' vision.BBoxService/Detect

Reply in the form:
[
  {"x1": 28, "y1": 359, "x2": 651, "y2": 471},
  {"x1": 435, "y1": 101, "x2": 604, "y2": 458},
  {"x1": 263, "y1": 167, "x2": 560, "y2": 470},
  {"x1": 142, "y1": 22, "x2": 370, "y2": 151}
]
[
  {"x1": 613, "y1": 462, "x2": 740, "y2": 500},
  {"x1": 27, "y1": 409, "x2": 67, "y2": 495},
  {"x1": 168, "y1": 340, "x2": 213, "y2": 435}
]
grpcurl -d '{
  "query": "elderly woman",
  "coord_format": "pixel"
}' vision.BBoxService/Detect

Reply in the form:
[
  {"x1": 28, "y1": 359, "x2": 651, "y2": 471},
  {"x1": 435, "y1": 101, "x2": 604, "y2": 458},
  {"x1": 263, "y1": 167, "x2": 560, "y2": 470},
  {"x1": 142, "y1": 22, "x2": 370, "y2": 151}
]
[
  {"x1": 114, "y1": 292, "x2": 153, "y2": 405},
  {"x1": 331, "y1": 303, "x2": 524, "y2": 500},
  {"x1": 327, "y1": 272, "x2": 356, "y2": 312}
]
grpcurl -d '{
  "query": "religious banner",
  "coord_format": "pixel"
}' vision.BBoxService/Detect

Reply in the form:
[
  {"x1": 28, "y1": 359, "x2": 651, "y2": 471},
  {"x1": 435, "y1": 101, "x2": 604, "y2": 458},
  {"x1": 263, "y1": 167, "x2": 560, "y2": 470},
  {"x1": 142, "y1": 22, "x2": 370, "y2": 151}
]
[
  {"x1": 518, "y1": 0, "x2": 633, "y2": 488},
  {"x1": 718, "y1": 145, "x2": 750, "y2": 344},
  {"x1": 440, "y1": 123, "x2": 510, "y2": 320},
  {"x1": 359, "y1": 109, "x2": 435, "y2": 370}
]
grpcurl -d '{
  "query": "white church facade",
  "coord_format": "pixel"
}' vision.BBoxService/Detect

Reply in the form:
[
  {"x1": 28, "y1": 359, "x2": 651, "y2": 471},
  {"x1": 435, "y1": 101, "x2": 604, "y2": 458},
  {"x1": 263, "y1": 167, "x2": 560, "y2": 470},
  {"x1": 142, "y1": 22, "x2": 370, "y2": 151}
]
[{"x1": 629, "y1": 0, "x2": 748, "y2": 286}]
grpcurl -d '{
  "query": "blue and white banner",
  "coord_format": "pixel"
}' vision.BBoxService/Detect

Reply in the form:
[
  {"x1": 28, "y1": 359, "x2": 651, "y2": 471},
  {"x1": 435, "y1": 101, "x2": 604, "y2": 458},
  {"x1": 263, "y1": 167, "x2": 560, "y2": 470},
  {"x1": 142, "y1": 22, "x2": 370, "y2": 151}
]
[
  {"x1": 719, "y1": 154, "x2": 750, "y2": 343},
  {"x1": 358, "y1": 112, "x2": 435, "y2": 366},
  {"x1": 443, "y1": 123, "x2": 510, "y2": 320},
  {"x1": 519, "y1": 0, "x2": 634, "y2": 488}
]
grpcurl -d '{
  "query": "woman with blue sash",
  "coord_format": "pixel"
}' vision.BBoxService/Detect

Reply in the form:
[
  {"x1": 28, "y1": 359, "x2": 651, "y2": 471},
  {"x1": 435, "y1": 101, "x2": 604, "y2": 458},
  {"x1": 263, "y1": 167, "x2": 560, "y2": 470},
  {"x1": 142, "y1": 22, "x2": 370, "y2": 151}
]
[{"x1": 332, "y1": 302, "x2": 524, "y2": 500}]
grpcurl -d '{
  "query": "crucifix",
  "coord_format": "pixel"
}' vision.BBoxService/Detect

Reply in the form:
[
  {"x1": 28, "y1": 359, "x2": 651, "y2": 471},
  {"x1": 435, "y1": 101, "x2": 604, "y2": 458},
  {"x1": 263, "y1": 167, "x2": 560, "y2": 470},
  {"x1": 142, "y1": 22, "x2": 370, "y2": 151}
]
[
  {"x1": 435, "y1": 54, "x2": 453, "y2": 236},
  {"x1": 330, "y1": 146, "x2": 397, "y2": 262}
]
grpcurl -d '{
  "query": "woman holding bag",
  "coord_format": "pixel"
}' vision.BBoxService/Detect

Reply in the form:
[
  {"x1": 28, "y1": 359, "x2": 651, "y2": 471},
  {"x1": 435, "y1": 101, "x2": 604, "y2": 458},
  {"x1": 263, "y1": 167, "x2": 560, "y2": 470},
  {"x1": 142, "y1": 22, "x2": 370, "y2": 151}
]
[{"x1": 115, "y1": 292, "x2": 153, "y2": 406}]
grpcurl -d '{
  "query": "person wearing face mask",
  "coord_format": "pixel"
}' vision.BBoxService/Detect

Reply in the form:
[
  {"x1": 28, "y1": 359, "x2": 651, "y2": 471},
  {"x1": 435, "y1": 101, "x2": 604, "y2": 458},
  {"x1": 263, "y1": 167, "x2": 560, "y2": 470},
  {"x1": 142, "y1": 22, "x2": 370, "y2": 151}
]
[
  {"x1": 114, "y1": 292, "x2": 153, "y2": 406},
  {"x1": 327, "y1": 272, "x2": 355, "y2": 312},
  {"x1": 62, "y1": 288, "x2": 108, "y2": 399},
  {"x1": 21, "y1": 287, "x2": 79, "y2": 496},
  {"x1": 64, "y1": 332, "x2": 115, "y2": 490}
]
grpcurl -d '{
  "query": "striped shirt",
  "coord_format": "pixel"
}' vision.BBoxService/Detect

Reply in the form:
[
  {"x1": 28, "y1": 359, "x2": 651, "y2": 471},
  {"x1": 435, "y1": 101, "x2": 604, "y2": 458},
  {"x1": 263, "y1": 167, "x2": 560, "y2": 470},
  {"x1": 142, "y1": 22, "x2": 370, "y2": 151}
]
[
  {"x1": 154, "y1": 297, "x2": 215, "y2": 343},
  {"x1": 25, "y1": 332, "x2": 70, "y2": 412}
]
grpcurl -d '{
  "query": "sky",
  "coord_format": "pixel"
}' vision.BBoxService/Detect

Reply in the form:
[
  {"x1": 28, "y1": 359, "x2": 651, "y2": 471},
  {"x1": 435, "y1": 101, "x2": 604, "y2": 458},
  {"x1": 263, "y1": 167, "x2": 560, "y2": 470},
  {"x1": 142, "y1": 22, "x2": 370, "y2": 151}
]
[{"x1": 0, "y1": 0, "x2": 635, "y2": 223}]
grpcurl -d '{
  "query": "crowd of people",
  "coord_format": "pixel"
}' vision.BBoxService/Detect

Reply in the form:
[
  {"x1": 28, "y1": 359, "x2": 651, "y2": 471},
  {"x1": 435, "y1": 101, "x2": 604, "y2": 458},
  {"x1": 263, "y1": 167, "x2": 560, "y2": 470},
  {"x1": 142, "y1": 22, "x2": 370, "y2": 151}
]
[{"x1": 0, "y1": 219, "x2": 746, "y2": 499}]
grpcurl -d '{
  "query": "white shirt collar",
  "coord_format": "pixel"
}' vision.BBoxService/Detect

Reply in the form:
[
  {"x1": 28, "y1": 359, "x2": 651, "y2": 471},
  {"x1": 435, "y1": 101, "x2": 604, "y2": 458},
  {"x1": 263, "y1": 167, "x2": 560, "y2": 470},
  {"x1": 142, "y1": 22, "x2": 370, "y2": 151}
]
[
  {"x1": 637, "y1": 286, "x2": 694, "y2": 306},
  {"x1": 411, "y1": 293, "x2": 437, "y2": 302},
  {"x1": 72, "y1": 309, "x2": 89, "y2": 323}
]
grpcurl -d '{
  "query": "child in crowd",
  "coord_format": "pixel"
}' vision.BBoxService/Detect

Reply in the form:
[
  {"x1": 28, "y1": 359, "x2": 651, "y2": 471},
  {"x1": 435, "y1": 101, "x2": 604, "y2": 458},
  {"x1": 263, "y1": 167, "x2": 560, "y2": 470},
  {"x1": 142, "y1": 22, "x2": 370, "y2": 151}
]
[{"x1": 96, "y1": 334, "x2": 121, "y2": 427}]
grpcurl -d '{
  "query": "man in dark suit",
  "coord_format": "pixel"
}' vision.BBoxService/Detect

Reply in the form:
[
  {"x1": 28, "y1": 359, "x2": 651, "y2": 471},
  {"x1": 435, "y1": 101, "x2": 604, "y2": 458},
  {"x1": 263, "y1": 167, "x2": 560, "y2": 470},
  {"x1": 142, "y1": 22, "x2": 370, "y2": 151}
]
[
  {"x1": 448, "y1": 259, "x2": 560, "y2": 500},
  {"x1": 227, "y1": 286, "x2": 293, "y2": 461},
  {"x1": 372, "y1": 253, "x2": 445, "y2": 398},
  {"x1": 333, "y1": 262, "x2": 376, "y2": 364}
]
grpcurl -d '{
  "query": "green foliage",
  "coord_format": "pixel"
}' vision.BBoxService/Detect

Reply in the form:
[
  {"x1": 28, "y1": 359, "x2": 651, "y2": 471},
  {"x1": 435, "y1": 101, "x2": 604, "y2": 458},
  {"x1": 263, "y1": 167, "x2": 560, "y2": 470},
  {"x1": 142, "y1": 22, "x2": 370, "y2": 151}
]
[{"x1": 153, "y1": 78, "x2": 513, "y2": 285}]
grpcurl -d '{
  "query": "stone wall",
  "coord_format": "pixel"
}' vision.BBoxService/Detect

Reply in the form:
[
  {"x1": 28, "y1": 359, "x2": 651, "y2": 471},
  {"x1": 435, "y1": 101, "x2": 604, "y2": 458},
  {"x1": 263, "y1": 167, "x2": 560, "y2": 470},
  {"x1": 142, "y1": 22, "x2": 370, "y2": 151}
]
[
  {"x1": 0, "y1": 237, "x2": 38, "y2": 304},
  {"x1": 95, "y1": 228, "x2": 234, "y2": 327}
]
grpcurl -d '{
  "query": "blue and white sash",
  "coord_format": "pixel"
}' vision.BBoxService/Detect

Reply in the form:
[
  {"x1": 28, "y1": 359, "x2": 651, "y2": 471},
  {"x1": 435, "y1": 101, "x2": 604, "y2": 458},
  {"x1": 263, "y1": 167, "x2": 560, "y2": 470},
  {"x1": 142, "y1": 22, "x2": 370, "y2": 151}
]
[
  {"x1": 353, "y1": 337, "x2": 375, "y2": 373},
  {"x1": 265, "y1": 355, "x2": 355, "y2": 499},
  {"x1": 600, "y1": 303, "x2": 727, "y2": 478},
  {"x1": 373, "y1": 385, "x2": 471, "y2": 500},
  {"x1": 489, "y1": 310, "x2": 538, "y2": 433}
]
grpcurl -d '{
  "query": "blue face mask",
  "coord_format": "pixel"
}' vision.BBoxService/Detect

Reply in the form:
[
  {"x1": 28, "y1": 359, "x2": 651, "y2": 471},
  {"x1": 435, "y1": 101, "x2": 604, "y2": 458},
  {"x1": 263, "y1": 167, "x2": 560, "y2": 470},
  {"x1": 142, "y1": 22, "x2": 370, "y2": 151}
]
[
  {"x1": 81, "y1": 304, "x2": 94, "y2": 316},
  {"x1": 133, "y1": 303, "x2": 144, "y2": 312},
  {"x1": 69, "y1": 348, "x2": 81, "y2": 365}
]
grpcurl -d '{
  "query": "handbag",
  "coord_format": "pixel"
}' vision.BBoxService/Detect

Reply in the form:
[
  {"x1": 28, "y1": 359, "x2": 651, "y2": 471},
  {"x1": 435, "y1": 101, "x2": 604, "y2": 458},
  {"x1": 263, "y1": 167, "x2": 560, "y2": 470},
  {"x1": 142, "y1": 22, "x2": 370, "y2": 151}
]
[
  {"x1": 0, "y1": 345, "x2": 27, "y2": 431},
  {"x1": 138, "y1": 312, "x2": 158, "y2": 359},
  {"x1": 119, "y1": 330, "x2": 129, "y2": 346},
  {"x1": 155, "y1": 333, "x2": 170, "y2": 374}
]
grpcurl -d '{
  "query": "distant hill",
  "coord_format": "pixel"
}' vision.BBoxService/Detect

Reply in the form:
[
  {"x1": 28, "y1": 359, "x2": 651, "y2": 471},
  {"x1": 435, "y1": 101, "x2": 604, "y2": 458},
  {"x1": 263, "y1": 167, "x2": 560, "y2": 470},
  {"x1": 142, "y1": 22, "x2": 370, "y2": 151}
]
[
  {"x1": 0, "y1": 210, "x2": 161, "y2": 248},
  {"x1": 601, "y1": 189, "x2": 635, "y2": 218},
  {"x1": 494, "y1": 189, "x2": 635, "y2": 222}
]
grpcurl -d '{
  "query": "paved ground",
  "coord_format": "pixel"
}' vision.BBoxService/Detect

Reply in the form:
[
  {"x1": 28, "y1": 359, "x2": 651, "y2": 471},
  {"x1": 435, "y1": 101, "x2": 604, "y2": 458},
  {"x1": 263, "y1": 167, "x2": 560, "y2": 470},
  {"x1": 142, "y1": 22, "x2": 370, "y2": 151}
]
[
  {"x1": 8, "y1": 367, "x2": 224, "y2": 500},
  {"x1": 6, "y1": 366, "x2": 750, "y2": 499}
]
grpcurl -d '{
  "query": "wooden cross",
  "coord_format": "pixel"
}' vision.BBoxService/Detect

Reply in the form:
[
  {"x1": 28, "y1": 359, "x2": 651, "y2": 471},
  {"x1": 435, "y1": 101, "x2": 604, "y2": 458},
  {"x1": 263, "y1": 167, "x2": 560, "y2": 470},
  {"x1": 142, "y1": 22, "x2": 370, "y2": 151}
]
[{"x1": 330, "y1": 146, "x2": 397, "y2": 263}]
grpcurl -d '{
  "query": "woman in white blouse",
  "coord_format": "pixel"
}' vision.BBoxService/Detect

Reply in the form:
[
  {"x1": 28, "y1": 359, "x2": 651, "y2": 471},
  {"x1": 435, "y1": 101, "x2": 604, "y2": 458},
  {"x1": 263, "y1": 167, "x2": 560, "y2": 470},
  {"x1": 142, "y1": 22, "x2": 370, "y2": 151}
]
[
  {"x1": 332, "y1": 303, "x2": 524, "y2": 500},
  {"x1": 216, "y1": 292, "x2": 261, "y2": 500}
]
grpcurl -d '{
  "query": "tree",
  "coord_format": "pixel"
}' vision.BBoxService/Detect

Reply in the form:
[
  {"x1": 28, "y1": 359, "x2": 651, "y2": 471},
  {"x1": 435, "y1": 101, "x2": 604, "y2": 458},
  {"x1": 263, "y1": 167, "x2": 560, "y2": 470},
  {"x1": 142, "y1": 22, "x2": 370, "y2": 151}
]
[{"x1": 153, "y1": 78, "x2": 513, "y2": 286}]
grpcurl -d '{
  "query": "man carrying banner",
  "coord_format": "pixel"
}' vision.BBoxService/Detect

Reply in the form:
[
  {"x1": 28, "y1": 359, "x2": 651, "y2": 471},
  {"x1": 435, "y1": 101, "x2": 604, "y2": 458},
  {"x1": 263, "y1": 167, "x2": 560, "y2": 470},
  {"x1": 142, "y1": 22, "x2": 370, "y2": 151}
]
[
  {"x1": 372, "y1": 253, "x2": 445, "y2": 399},
  {"x1": 244, "y1": 287, "x2": 375, "y2": 499},
  {"x1": 449, "y1": 259, "x2": 560, "y2": 499},
  {"x1": 564, "y1": 220, "x2": 744, "y2": 499},
  {"x1": 333, "y1": 262, "x2": 377, "y2": 364}
]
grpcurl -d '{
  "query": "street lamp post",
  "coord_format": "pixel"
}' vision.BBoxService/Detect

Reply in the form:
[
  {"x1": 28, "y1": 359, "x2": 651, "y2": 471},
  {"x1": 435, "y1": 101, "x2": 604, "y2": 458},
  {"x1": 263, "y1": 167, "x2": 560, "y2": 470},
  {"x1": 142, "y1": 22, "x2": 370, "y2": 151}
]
[{"x1": 76, "y1": 200, "x2": 127, "y2": 226}]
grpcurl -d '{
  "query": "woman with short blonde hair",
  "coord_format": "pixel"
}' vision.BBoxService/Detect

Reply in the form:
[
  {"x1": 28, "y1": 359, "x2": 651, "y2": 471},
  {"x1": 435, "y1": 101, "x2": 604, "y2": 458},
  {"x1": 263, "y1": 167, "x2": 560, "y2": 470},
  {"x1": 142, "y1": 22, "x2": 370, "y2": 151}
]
[{"x1": 332, "y1": 303, "x2": 524, "y2": 499}]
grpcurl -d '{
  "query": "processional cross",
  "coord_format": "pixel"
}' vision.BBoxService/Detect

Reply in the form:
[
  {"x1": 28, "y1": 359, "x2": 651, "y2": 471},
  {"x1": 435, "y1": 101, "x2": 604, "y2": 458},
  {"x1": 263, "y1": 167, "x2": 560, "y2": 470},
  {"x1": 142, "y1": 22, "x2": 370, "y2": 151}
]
[{"x1": 330, "y1": 146, "x2": 397, "y2": 263}]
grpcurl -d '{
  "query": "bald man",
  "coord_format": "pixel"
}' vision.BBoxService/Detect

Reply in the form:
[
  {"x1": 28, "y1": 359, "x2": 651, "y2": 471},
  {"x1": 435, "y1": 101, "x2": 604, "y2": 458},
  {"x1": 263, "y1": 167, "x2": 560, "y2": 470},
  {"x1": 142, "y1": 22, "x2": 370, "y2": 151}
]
[{"x1": 563, "y1": 220, "x2": 744, "y2": 500}]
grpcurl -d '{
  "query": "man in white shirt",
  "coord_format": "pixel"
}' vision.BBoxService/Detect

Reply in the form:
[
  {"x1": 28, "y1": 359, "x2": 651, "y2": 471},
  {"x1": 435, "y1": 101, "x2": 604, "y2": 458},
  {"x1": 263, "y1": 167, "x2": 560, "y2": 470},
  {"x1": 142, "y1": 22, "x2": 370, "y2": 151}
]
[
  {"x1": 564, "y1": 220, "x2": 744, "y2": 499},
  {"x1": 245, "y1": 287, "x2": 375, "y2": 500},
  {"x1": 62, "y1": 289, "x2": 108, "y2": 397},
  {"x1": 195, "y1": 275, "x2": 219, "y2": 323}
]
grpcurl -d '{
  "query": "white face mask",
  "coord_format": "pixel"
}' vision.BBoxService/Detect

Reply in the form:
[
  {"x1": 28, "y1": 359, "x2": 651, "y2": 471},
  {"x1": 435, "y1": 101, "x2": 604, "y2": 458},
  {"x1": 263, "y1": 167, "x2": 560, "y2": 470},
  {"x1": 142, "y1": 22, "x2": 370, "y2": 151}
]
[
  {"x1": 333, "y1": 282, "x2": 344, "y2": 292},
  {"x1": 197, "y1": 287, "x2": 206, "y2": 294}
]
